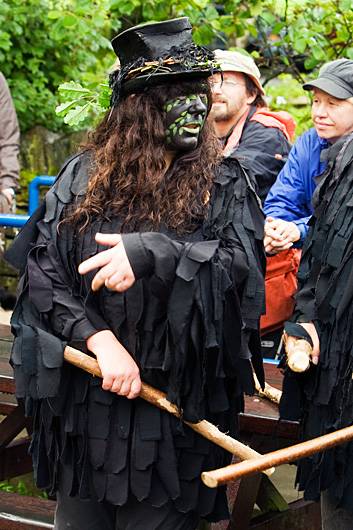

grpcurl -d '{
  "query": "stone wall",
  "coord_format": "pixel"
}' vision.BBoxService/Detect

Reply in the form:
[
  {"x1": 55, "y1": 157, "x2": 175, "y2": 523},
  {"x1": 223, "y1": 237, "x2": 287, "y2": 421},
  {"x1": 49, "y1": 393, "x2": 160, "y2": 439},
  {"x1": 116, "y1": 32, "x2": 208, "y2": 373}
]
[
  {"x1": 0, "y1": 126, "x2": 87, "y2": 295},
  {"x1": 19, "y1": 125, "x2": 87, "y2": 196}
]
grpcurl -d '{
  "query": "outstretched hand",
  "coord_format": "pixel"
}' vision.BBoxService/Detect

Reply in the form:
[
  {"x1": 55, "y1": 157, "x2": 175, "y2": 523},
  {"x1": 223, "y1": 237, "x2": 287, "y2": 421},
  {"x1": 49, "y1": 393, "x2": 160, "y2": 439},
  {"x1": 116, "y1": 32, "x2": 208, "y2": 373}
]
[{"x1": 78, "y1": 233, "x2": 135, "y2": 292}]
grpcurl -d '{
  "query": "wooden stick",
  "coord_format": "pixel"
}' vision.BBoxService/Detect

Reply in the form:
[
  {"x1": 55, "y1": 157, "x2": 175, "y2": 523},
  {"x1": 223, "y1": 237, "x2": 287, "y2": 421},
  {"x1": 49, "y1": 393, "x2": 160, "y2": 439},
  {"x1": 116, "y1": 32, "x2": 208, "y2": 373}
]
[
  {"x1": 253, "y1": 372, "x2": 282, "y2": 405},
  {"x1": 201, "y1": 423, "x2": 353, "y2": 488},
  {"x1": 64, "y1": 345, "x2": 274, "y2": 476},
  {"x1": 283, "y1": 332, "x2": 311, "y2": 373}
]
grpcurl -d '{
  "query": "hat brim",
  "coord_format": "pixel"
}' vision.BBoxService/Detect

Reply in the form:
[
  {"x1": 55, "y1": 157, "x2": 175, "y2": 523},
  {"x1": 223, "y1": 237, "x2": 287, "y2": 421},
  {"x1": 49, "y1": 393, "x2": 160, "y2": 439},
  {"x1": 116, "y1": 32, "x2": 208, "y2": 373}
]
[
  {"x1": 219, "y1": 63, "x2": 265, "y2": 95},
  {"x1": 121, "y1": 69, "x2": 214, "y2": 95},
  {"x1": 303, "y1": 78, "x2": 352, "y2": 99}
]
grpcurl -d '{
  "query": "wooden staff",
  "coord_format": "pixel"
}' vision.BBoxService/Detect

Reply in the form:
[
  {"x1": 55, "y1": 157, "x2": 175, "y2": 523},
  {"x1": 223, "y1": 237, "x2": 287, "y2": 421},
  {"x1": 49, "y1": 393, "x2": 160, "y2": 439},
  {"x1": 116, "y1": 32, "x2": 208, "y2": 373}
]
[
  {"x1": 253, "y1": 371, "x2": 282, "y2": 405},
  {"x1": 283, "y1": 332, "x2": 312, "y2": 373},
  {"x1": 64, "y1": 346, "x2": 274, "y2": 475},
  {"x1": 201, "y1": 423, "x2": 353, "y2": 488}
]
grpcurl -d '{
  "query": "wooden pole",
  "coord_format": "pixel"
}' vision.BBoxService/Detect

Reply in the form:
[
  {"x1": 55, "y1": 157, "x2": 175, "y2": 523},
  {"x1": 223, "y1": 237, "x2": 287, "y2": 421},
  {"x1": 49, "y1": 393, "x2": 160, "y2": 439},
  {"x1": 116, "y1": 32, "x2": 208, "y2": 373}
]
[
  {"x1": 283, "y1": 332, "x2": 312, "y2": 373},
  {"x1": 64, "y1": 346, "x2": 274, "y2": 475},
  {"x1": 253, "y1": 371, "x2": 282, "y2": 405},
  {"x1": 201, "y1": 423, "x2": 353, "y2": 488}
]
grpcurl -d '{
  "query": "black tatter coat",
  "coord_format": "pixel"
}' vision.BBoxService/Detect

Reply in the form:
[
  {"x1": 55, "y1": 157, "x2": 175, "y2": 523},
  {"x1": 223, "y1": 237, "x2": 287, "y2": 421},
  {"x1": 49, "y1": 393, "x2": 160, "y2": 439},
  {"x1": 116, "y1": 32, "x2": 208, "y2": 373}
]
[
  {"x1": 280, "y1": 134, "x2": 353, "y2": 511},
  {"x1": 8, "y1": 152, "x2": 265, "y2": 522}
]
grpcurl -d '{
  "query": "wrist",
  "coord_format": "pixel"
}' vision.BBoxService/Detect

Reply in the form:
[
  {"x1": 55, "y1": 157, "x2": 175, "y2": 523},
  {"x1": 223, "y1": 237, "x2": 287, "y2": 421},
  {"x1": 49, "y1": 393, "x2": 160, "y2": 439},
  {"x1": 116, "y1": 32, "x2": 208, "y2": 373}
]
[
  {"x1": 87, "y1": 329, "x2": 116, "y2": 354},
  {"x1": 87, "y1": 329, "x2": 129, "y2": 359}
]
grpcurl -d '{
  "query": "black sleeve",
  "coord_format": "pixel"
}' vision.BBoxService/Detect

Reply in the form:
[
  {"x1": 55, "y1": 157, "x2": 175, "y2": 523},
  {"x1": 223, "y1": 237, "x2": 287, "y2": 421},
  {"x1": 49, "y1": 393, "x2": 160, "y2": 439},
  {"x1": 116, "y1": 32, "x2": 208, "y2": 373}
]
[
  {"x1": 28, "y1": 223, "x2": 106, "y2": 342},
  {"x1": 234, "y1": 122, "x2": 291, "y2": 203},
  {"x1": 123, "y1": 232, "x2": 248, "y2": 285},
  {"x1": 10, "y1": 154, "x2": 109, "y2": 400},
  {"x1": 292, "y1": 232, "x2": 319, "y2": 323},
  {"x1": 121, "y1": 161, "x2": 266, "y2": 415}
]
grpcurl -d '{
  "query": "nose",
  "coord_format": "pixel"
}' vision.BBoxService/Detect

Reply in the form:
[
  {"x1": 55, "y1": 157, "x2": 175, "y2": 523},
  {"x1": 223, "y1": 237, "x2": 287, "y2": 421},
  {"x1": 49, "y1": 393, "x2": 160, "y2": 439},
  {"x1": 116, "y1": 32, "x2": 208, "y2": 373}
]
[
  {"x1": 191, "y1": 95, "x2": 207, "y2": 114},
  {"x1": 313, "y1": 102, "x2": 328, "y2": 118},
  {"x1": 210, "y1": 82, "x2": 222, "y2": 95}
]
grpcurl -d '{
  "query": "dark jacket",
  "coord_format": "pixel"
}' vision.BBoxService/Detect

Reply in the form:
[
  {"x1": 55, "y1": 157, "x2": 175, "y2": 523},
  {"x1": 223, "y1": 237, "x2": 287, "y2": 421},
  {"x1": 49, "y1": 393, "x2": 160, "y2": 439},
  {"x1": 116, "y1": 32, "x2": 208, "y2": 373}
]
[
  {"x1": 224, "y1": 105, "x2": 293, "y2": 203},
  {"x1": 0, "y1": 72, "x2": 20, "y2": 190},
  {"x1": 8, "y1": 153, "x2": 265, "y2": 521},
  {"x1": 280, "y1": 134, "x2": 353, "y2": 511}
]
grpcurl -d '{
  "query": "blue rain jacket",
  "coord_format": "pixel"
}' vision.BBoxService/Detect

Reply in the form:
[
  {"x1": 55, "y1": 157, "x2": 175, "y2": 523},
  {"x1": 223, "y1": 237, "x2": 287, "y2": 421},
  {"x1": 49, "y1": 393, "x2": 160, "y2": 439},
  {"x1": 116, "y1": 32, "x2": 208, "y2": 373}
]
[{"x1": 264, "y1": 128, "x2": 328, "y2": 245}]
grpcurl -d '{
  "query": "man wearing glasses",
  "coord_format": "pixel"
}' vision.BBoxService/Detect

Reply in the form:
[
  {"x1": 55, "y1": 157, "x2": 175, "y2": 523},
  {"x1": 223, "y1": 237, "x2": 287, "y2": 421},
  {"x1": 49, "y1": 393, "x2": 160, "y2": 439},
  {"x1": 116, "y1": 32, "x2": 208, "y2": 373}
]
[
  {"x1": 209, "y1": 49, "x2": 294, "y2": 202},
  {"x1": 209, "y1": 50, "x2": 297, "y2": 353}
]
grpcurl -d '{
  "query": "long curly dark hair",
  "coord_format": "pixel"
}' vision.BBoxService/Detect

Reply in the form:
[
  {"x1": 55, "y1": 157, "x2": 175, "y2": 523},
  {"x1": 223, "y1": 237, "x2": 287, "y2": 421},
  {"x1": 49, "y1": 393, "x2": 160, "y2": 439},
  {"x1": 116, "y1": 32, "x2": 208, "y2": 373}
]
[{"x1": 66, "y1": 80, "x2": 221, "y2": 233}]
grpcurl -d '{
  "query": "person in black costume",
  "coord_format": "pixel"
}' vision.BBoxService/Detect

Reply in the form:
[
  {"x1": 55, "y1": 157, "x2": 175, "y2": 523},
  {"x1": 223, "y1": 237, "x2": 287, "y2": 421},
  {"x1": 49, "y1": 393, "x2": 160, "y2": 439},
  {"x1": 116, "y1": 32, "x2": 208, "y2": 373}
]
[
  {"x1": 7, "y1": 18, "x2": 265, "y2": 530},
  {"x1": 280, "y1": 61, "x2": 353, "y2": 530}
]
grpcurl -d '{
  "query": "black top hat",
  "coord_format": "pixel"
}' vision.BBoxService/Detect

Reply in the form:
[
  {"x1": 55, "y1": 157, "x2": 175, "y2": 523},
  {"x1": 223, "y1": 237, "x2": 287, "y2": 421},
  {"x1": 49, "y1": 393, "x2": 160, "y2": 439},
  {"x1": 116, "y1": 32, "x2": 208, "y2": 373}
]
[{"x1": 109, "y1": 17, "x2": 216, "y2": 105}]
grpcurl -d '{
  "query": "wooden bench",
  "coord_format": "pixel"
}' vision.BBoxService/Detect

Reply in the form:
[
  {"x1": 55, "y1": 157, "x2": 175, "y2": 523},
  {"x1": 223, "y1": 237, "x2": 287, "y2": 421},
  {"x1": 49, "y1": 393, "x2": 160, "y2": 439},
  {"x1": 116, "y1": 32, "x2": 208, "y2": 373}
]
[
  {"x1": 229, "y1": 364, "x2": 321, "y2": 530},
  {"x1": 0, "y1": 324, "x2": 320, "y2": 530},
  {"x1": 0, "y1": 324, "x2": 56, "y2": 528}
]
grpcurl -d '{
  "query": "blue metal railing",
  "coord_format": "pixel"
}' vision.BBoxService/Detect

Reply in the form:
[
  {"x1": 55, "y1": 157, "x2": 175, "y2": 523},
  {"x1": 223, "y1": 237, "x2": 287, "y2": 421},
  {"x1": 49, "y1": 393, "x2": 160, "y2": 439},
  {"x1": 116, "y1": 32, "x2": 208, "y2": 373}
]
[
  {"x1": 28, "y1": 176, "x2": 55, "y2": 215},
  {"x1": 0, "y1": 175, "x2": 55, "y2": 228},
  {"x1": 0, "y1": 214, "x2": 31, "y2": 228}
]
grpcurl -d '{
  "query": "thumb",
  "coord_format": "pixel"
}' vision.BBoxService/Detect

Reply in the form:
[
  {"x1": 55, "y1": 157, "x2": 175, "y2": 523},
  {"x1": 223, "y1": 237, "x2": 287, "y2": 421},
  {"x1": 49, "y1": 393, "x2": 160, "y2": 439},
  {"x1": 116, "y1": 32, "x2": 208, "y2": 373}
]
[
  {"x1": 95, "y1": 232, "x2": 122, "y2": 247},
  {"x1": 265, "y1": 216, "x2": 275, "y2": 224}
]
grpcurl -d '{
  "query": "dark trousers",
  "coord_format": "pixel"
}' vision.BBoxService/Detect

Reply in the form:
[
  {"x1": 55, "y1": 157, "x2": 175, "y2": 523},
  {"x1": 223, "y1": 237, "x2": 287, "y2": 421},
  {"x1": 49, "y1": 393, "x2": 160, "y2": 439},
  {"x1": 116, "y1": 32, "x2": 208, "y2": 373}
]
[
  {"x1": 321, "y1": 491, "x2": 353, "y2": 530},
  {"x1": 54, "y1": 490, "x2": 200, "y2": 530}
]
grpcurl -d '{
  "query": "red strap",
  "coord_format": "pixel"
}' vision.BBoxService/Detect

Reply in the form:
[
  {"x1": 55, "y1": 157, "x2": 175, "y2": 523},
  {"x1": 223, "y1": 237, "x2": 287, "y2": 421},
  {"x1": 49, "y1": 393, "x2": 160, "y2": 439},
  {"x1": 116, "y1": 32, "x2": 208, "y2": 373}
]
[
  {"x1": 251, "y1": 109, "x2": 296, "y2": 141},
  {"x1": 223, "y1": 108, "x2": 296, "y2": 157}
]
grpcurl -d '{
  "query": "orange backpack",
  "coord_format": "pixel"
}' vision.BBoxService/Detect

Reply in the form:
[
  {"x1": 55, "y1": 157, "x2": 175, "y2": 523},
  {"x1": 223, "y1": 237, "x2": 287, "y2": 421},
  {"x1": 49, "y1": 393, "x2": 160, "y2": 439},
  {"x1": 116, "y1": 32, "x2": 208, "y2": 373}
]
[{"x1": 260, "y1": 248, "x2": 301, "y2": 335}]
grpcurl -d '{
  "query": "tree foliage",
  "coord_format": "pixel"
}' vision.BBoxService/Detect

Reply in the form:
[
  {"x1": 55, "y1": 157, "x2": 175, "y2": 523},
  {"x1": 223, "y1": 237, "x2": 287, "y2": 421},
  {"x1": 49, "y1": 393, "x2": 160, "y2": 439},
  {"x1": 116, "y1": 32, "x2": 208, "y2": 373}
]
[
  {"x1": 1, "y1": 0, "x2": 352, "y2": 132},
  {"x1": 0, "y1": 0, "x2": 112, "y2": 131}
]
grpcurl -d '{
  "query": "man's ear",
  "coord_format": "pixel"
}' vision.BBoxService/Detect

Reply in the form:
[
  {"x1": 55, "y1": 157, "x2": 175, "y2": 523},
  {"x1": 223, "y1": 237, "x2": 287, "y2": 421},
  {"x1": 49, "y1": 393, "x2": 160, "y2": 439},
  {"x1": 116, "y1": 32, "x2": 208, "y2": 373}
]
[{"x1": 246, "y1": 92, "x2": 257, "y2": 105}]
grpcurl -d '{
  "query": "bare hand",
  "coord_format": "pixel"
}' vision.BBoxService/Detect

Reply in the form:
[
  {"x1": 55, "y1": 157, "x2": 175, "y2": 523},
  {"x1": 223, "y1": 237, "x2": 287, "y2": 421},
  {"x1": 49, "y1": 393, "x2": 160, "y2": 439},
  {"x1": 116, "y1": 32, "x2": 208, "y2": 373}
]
[
  {"x1": 87, "y1": 330, "x2": 141, "y2": 398},
  {"x1": 1, "y1": 188, "x2": 14, "y2": 205},
  {"x1": 285, "y1": 322, "x2": 320, "y2": 365},
  {"x1": 264, "y1": 217, "x2": 300, "y2": 254},
  {"x1": 299, "y1": 322, "x2": 320, "y2": 365},
  {"x1": 78, "y1": 233, "x2": 135, "y2": 292}
]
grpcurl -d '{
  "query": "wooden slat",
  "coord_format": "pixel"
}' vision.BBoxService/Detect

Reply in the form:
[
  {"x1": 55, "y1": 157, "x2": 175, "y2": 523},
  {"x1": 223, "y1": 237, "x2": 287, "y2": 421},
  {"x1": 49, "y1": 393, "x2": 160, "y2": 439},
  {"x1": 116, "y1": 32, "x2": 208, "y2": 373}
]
[
  {"x1": 0, "y1": 404, "x2": 29, "y2": 449},
  {"x1": 0, "y1": 438, "x2": 32, "y2": 481},
  {"x1": 239, "y1": 412, "x2": 299, "y2": 440},
  {"x1": 228, "y1": 474, "x2": 262, "y2": 530},
  {"x1": 0, "y1": 402, "x2": 16, "y2": 415},
  {"x1": 0, "y1": 393, "x2": 17, "y2": 415},
  {"x1": 256, "y1": 475, "x2": 288, "y2": 513},
  {"x1": 0, "y1": 376, "x2": 16, "y2": 394},
  {"x1": 250, "y1": 498, "x2": 321, "y2": 529},
  {"x1": 263, "y1": 363, "x2": 283, "y2": 390},
  {"x1": 0, "y1": 490, "x2": 55, "y2": 529},
  {"x1": 0, "y1": 324, "x2": 15, "y2": 394}
]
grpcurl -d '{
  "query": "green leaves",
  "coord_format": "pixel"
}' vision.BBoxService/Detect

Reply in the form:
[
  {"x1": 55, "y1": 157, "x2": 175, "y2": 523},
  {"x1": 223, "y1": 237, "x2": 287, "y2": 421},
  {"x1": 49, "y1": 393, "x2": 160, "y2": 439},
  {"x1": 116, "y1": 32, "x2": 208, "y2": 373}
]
[
  {"x1": 56, "y1": 81, "x2": 111, "y2": 127},
  {"x1": 0, "y1": 0, "x2": 113, "y2": 131},
  {"x1": 2, "y1": 0, "x2": 353, "y2": 133},
  {"x1": 63, "y1": 103, "x2": 92, "y2": 126},
  {"x1": 58, "y1": 82, "x2": 92, "y2": 98}
]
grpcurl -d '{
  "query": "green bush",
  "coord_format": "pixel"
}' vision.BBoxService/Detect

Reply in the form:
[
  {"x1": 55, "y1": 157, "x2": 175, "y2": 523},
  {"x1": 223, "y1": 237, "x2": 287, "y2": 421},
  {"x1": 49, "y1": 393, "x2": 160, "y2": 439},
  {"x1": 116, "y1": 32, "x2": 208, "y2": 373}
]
[
  {"x1": 0, "y1": 476, "x2": 47, "y2": 498},
  {"x1": 266, "y1": 75, "x2": 312, "y2": 137},
  {"x1": 0, "y1": 0, "x2": 114, "y2": 132},
  {"x1": 1, "y1": 0, "x2": 352, "y2": 133}
]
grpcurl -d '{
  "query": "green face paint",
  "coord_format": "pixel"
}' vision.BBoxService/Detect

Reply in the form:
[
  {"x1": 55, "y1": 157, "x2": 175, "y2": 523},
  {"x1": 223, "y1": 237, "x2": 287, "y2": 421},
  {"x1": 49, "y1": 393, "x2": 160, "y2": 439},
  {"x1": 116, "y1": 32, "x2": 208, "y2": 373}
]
[{"x1": 163, "y1": 94, "x2": 208, "y2": 152}]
